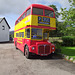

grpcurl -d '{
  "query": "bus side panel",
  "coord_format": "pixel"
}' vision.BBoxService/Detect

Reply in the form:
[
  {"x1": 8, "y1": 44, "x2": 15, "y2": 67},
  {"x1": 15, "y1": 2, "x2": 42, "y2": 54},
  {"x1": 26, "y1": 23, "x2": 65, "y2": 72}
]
[
  {"x1": 14, "y1": 38, "x2": 17, "y2": 46},
  {"x1": 14, "y1": 38, "x2": 24, "y2": 52},
  {"x1": 14, "y1": 27, "x2": 25, "y2": 53},
  {"x1": 17, "y1": 42, "x2": 24, "y2": 52},
  {"x1": 50, "y1": 18, "x2": 56, "y2": 28},
  {"x1": 14, "y1": 15, "x2": 31, "y2": 32},
  {"x1": 24, "y1": 39, "x2": 31, "y2": 47},
  {"x1": 24, "y1": 39, "x2": 37, "y2": 54}
]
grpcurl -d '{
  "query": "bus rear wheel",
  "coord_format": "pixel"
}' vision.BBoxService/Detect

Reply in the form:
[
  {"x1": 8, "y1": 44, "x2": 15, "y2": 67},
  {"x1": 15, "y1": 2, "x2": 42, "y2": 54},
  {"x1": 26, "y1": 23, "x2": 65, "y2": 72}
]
[
  {"x1": 25, "y1": 45, "x2": 31, "y2": 59},
  {"x1": 15, "y1": 41, "x2": 18, "y2": 49}
]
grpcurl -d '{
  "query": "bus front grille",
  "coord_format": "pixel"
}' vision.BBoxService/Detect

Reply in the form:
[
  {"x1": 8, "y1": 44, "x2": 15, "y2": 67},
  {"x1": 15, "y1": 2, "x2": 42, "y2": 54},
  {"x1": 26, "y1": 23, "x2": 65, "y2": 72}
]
[{"x1": 38, "y1": 45, "x2": 50, "y2": 55}]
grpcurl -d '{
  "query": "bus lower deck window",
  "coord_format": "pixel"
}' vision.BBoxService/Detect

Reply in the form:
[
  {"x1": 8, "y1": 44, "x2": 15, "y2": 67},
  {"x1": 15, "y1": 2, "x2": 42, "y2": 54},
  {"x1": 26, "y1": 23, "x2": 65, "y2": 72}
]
[{"x1": 26, "y1": 29, "x2": 30, "y2": 38}]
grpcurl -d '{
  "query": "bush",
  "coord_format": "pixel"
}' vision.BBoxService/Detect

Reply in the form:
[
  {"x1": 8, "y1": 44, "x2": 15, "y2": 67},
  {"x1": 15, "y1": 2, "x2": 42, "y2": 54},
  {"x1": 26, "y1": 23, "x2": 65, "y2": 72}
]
[
  {"x1": 62, "y1": 36, "x2": 75, "y2": 46},
  {"x1": 52, "y1": 41, "x2": 61, "y2": 53}
]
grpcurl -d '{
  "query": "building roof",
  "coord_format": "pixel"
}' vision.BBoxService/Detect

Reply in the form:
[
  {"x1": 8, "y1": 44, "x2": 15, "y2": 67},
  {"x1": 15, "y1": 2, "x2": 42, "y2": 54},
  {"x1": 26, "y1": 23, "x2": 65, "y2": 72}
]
[{"x1": 0, "y1": 17, "x2": 10, "y2": 29}]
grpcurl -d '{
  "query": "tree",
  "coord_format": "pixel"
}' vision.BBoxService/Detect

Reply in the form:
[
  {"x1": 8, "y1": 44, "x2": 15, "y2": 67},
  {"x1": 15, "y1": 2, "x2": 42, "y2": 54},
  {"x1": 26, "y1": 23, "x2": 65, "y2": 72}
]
[
  {"x1": 69, "y1": 0, "x2": 75, "y2": 7},
  {"x1": 49, "y1": 5, "x2": 61, "y2": 37},
  {"x1": 49, "y1": 5, "x2": 60, "y2": 20},
  {"x1": 60, "y1": 0, "x2": 75, "y2": 36}
]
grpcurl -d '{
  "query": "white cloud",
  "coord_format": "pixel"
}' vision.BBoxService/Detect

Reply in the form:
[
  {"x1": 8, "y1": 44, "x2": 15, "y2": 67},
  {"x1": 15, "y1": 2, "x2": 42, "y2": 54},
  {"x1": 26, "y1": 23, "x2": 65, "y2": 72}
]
[
  {"x1": 0, "y1": 0, "x2": 71, "y2": 29},
  {"x1": 57, "y1": 0, "x2": 70, "y2": 8},
  {"x1": 42, "y1": 0, "x2": 70, "y2": 8},
  {"x1": 0, "y1": 0, "x2": 31, "y2": 14},
  {"x1": 0, "y1": 0, "x2": 70, "y2": 15}
]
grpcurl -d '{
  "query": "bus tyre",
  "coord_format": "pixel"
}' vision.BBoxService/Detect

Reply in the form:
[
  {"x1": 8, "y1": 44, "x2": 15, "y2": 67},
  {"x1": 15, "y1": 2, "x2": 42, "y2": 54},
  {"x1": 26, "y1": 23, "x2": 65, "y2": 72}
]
[
  {"x1": 15, "y1": 41, "x2": 18, "y2": 50},
  {"x1": 25, "y1": 46, "x2": 31, "y2": 59}
]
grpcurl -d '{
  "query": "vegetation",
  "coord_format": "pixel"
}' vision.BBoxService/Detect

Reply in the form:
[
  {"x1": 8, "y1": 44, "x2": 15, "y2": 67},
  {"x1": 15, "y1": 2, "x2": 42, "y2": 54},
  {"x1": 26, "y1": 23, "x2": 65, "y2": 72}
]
[
  {"x1": 49, "y1": 5, "x2": 59, "y2": 20},
  {"x1": 10, "y1": 34, "x2": 14, "y2": 38},
  {"x1": 61, "y1": 47, "x2": 75, "y2": 60},
  {"x1": 62, "y1": 36, "x2": 75, "y2": 46},
  {"x1": 49, "y1": 0, "x2": 75, "y2": 37},
  {"x1": 49, "y1": 37, "x2": 62, "y2": 42},
  {"x1": 52, "y1": 41, "x2": 61, "y2": 53},
  {"x1": 49, "y1": 0, "x2": 75, "y2": 62},
  {"x1": 60, "y1": 0, "x2": 75, "y2": 36},
  {"x1": 10, "y1": 31, "x2": 14, "y2": 38},
  {"x1": 49, "y1": 5, "x2": 62, "y2": 37}
]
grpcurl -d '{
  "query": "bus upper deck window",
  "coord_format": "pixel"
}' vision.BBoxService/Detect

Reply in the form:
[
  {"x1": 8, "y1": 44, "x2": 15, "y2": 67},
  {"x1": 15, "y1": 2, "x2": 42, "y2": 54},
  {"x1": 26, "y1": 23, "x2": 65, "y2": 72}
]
[
  {"x1": 33, "y1": 8, "x2": 43, "y2": 15},
  {"x1": 23, "y1": 13, "x2": 25, "y2": 19},
  {"x1": 26, "y1": 9, "x2": 31, "y2": 16},
  {"x1": 45, "y1": 10, "x2": 54, "y2": 17}
]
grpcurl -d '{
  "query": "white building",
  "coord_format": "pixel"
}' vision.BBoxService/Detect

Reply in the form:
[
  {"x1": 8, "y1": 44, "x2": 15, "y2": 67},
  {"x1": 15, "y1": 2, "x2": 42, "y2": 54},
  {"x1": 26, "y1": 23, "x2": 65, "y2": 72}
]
[{"x1": 0, "y1": 17, "x2": 10, "y2": 42}]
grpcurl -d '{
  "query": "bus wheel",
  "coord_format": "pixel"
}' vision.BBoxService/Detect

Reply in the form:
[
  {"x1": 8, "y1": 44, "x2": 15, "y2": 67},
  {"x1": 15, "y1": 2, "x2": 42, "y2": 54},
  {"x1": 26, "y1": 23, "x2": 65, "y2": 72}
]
[
  {"x1": 25, "y1": 46, "x2": 31, "y2": 59},
  {"x1": 15, "y1": 41, "x2": 18, "y2": 49}
]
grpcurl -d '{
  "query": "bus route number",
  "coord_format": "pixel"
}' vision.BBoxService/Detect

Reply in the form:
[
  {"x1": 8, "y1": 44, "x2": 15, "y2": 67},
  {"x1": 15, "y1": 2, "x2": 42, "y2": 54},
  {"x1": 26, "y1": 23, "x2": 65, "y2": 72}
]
[{"x1": 38, "y1": 17, "x2": 50, "y2": 25}]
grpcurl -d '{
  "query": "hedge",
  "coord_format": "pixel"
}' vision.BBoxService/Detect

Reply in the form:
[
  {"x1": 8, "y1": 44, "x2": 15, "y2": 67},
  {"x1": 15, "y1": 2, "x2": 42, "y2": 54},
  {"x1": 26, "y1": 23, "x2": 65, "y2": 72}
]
[{"x1": 62, "y1": 36, "x2": 75, "y2": 46}]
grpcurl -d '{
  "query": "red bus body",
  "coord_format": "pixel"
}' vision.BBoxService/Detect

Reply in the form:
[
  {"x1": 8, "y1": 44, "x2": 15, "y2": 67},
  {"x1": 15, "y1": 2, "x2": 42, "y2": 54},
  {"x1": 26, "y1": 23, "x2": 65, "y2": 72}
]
[{"x1": 14, "y1": 4, "x2": 56, "y2": 57}]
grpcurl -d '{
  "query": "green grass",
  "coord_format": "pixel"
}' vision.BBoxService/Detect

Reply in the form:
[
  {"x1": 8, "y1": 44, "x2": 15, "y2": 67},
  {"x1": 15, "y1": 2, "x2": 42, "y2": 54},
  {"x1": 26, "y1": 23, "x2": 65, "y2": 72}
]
[
  {"x1": 49, "y1": 37, "x2": 75, "y2": 60},
  {"x1": 61, "y1": 47, "x2": 75, "y2": 60}
]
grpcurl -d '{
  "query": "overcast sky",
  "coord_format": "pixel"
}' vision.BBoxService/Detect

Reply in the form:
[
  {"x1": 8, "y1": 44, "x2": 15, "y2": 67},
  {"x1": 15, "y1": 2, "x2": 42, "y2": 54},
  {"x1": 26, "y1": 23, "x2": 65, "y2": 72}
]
[{"x1": 0, "y1": 0, "x2": 70, "y2": 31}]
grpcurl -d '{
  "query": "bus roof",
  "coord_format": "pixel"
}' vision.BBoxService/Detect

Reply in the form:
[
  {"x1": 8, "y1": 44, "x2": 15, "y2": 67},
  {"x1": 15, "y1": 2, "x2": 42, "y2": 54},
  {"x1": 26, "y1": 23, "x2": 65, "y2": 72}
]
[
  {"x1": 27, "y1": 4, "x2": 54, "y2": 11},
  {"x1": 15, "y1": 4, "x2": 54, "y2": 24}
]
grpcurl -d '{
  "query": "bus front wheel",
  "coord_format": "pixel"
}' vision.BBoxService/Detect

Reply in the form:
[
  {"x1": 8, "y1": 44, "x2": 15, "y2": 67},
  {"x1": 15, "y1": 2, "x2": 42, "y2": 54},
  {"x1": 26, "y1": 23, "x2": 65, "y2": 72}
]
[{"x1": 25, "y1": 45, "x2": 31, "y2": 59}]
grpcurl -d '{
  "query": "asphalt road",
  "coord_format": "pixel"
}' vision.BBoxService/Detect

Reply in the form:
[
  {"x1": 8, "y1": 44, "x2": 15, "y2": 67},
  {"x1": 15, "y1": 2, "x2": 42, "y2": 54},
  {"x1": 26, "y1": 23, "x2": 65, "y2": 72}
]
[{"x1": 0, "y1": 43, "x2": 75, "y2": 75}]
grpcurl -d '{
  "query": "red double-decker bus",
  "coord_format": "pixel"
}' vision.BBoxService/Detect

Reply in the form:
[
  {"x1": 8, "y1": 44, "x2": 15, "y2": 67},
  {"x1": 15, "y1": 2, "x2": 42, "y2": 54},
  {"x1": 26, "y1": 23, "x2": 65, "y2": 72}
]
[{"x1": 14, "y1": 4, "x2": 56, "y2": 59}]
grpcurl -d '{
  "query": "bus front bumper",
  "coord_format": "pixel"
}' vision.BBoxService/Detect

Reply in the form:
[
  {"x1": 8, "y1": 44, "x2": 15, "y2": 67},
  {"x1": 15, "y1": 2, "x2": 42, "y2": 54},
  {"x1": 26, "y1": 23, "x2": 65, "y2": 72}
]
[{"x1": 29, "y1": 43, "x2": 55, "y2": 56}]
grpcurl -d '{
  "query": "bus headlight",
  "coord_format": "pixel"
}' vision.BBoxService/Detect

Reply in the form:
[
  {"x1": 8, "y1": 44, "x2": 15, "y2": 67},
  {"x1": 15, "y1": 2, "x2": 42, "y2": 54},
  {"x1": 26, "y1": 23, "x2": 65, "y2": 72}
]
[
  {"x1": 32, "y1": 47, "x2": 35, "y2": 50},
  {"x1": 52, "y1": 47, "x2": 54, "y2": 50}
]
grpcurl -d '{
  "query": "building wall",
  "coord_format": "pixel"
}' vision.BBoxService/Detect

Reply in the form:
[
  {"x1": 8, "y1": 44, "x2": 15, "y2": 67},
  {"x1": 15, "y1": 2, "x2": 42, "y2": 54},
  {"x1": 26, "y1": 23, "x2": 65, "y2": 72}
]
[{"x1": 0, "y1": 19, "x2": 9, "y2": 42}]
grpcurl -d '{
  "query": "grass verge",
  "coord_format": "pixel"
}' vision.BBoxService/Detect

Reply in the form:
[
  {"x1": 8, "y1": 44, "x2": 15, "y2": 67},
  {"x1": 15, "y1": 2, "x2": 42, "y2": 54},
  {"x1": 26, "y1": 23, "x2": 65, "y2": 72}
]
[{"x1": 61, "y1": 47, "x2": 75, "y2": 60}]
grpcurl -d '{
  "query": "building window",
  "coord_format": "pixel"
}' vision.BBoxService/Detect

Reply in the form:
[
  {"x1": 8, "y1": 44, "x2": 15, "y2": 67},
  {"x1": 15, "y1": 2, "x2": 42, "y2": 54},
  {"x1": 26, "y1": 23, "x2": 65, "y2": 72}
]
[{"x1": 2, "y1": 26, "x2": 5, "y2": 30}]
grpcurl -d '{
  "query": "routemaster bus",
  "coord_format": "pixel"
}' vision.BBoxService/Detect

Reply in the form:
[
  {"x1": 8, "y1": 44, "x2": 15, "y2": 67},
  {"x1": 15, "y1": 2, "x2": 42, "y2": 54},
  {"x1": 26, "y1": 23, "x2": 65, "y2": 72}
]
[{"x1": 14, "y1": 4, "x2": 56, "y2": 59}]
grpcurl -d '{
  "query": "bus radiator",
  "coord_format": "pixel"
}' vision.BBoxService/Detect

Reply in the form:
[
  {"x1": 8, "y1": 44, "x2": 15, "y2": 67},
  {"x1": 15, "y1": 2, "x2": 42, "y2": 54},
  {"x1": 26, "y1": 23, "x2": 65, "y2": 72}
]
[{"x1": 38, "y1": 45, "x2": 50, "y2": 55}]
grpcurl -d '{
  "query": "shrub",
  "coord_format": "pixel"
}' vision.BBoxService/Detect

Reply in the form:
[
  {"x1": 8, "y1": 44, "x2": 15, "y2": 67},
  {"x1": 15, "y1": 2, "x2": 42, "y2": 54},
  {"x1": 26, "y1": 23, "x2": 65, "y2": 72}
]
[
  {"x1": 52, "y1": 41, "x2": 61, "y2": 53},
  {"x1": 62, "y1": 36, "x2": 75, "y2": 46}
]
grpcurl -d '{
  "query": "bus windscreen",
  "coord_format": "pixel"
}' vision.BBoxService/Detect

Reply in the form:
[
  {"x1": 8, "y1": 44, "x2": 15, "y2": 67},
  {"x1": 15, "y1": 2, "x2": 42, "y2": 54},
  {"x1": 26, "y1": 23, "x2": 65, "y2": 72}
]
[{"x1": 31, "y1": 28, "x2": 42, "y2": 39}]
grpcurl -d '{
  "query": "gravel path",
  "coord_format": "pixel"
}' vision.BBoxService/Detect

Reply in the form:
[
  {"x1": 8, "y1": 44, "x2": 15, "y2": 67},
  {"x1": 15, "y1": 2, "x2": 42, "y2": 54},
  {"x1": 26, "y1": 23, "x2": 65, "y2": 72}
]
[{"x1": 0, "y1": 43, "x2": 75, "y2": 75}]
